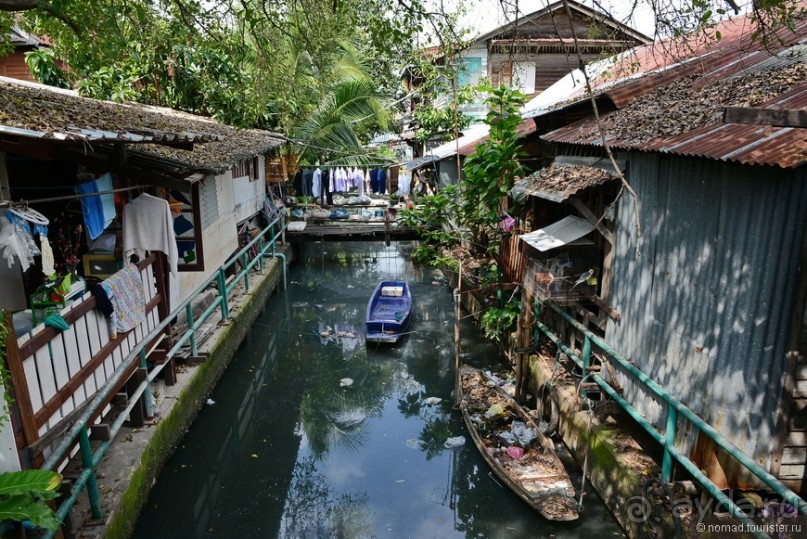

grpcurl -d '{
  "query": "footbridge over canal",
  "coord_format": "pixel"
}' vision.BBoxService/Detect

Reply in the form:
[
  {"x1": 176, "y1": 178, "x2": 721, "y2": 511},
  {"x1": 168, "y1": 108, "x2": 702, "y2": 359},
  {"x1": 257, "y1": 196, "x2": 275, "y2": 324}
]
[{"x1": 284, "y1": 214, "x2": 419, "y2": 243}]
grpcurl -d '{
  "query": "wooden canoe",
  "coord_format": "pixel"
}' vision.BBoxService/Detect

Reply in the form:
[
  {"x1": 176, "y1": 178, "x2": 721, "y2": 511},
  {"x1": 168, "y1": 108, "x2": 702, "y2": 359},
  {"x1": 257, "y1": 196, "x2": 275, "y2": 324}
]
[{"x1": 458, "y1": 365, "x2": 579, "y2": 521}]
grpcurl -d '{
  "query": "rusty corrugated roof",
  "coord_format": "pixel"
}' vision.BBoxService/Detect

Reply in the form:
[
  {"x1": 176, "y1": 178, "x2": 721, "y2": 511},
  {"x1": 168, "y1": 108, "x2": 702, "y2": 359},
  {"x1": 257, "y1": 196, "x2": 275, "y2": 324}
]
[
  {"x1": 539, "y1": 9, "x2": 807, "y2": 170},
  {"x1": 543, "y1": 63, "x2": 807, "y2": 168},
  {"x1": 532, "y1": 6, "x2": 807, "y2": 112},
  {"x1": 511, "y1": 164, "x2": 616, "y2": 202}
]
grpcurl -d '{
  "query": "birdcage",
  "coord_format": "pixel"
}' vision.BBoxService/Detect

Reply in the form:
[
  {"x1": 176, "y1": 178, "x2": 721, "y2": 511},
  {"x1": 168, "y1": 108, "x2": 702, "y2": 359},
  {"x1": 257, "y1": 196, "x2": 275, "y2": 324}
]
[{"x1": 524, "y1": 249, "x2": 600, "y2": 303}]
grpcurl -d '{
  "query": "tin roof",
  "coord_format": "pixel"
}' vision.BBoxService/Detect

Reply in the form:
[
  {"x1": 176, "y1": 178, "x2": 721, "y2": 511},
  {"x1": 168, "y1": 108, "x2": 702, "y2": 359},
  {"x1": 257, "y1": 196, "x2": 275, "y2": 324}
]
[
  {"x1": 473, "y1": 0, "x2": 650, "y2": 46},
  {"x1": 543, "y1": 60, "x2": 807, "y2": 168},
  {"x1": 8, "y1": 26, "x2": 43, "y2": 48},
  {"x1": 457, "y1": 119, "x2": 537, "y2": 157},
  {"x1": 0, "y1": 77, "x2": 285, "y2": 173},
  {"x1": 520, "y1": 215, "x2": 595, "y2": 252},
  {"x1": 511, "y1": 164, "x2": 617, "y2": 202},
  {"x1": 536, "y1": 8, "x2": 807, "y2": 169}
]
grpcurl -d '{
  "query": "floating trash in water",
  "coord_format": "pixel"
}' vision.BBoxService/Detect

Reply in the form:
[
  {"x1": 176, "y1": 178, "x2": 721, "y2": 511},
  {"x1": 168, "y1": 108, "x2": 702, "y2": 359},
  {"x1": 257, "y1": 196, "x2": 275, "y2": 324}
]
[
  {"x1": 423, "y1": 397, "x2": 442, "y2": 405},
  {"x1": 251, "y1": 453, "x2": 259, "y2": 459},
  {"x1": 405, "y1": 438, "x2": 425, "y2": 450},
  {"x1": 444, "y1": 436, "x2": 466, "y2": 449},
  {"x1": 206, "y1": 398, "x2": 215, "y2": 406},
  {"x1": 340, "y1": 378, "x2": 354, "y2": 387},
  {"x1": 431, "y1": 281, "x2": 441, "y2": 286},
  {"x1": 395, "y1": 479, "x2": 405, "y2": 484}
]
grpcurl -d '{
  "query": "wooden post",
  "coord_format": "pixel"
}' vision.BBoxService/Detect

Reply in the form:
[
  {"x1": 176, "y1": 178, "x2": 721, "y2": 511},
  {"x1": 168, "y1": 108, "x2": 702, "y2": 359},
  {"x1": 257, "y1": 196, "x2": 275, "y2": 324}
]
[
  {"x1": 153, "y1": 253, "x2": 170, "y2": 320},
  {"x1": 454, "y1": 266, "x2": 463, "y2": 407},
  {"x1": 515, "y1": 290, "x2": 533, "y2": 403},
  {"x1": 2, "y1": 310, "x2": 40, "y2": 460}
]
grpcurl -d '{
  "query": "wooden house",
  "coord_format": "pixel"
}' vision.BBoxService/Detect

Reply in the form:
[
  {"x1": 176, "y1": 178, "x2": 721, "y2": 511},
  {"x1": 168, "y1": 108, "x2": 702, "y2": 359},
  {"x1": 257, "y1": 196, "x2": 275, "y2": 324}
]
[
  {"x1": 0, "y1": 26, "x2": 49, "y2": 82},
  {"x1": 0, "y1": 76, "x2": 284, "y2": 470},
  {"x1": 404, "y1": 0, "x2": 648, "y2": 188}
]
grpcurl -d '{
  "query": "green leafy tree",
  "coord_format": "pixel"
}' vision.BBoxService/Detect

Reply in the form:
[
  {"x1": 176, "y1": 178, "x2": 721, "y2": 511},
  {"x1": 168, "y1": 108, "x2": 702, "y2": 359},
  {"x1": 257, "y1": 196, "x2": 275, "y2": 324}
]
[
  {"x1": 412, "y1": 81, "x2": 475, "y2": 144},
  {"x1": 23, "y1": 49, "x2": 70, "y2": 89},
  {"x1": 459, "y1": 84, "x2": 526, "y2": 256}
]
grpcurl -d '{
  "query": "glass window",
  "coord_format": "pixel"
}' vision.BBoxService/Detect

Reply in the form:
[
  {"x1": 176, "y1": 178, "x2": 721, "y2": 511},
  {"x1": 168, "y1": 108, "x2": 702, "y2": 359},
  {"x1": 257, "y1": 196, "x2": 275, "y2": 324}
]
[
  {"x1": 512, "y1": 62, "x2": 536, "y2": 94},
  {"x1": 457, "y1": 57, "x2": 482, "y2": 88}
]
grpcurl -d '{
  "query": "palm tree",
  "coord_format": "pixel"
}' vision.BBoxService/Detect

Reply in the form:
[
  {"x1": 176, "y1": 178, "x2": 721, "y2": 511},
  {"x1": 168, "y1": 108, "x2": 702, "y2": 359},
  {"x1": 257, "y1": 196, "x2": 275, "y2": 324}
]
[{"x1": 297, "y1": 76, "x2": 392, "y2": 163}]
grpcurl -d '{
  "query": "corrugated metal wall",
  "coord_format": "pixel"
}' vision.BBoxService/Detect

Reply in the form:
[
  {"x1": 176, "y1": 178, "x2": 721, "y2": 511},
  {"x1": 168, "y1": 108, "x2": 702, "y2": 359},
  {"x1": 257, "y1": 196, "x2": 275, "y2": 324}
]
[{"x1": 605, "y1": 153, "x2": 807, "y2": 487}]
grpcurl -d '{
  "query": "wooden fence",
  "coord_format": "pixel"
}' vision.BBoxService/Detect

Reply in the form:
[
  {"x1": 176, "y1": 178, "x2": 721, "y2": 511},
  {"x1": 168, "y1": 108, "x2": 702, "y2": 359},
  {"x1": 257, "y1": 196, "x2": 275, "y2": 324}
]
[{"x1": 5, "y1": 255, "x2": 165, "y2": 466}]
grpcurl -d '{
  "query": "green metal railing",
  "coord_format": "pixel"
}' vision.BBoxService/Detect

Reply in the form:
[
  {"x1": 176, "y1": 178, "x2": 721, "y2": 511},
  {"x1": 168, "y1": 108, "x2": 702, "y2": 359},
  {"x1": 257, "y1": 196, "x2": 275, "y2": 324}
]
[
  {"x1": 534, "y1": 299, "x2": 807, "y2": 539},
  {"x1": 33, "y1": 216, "x2": 285, "y2": 537}
]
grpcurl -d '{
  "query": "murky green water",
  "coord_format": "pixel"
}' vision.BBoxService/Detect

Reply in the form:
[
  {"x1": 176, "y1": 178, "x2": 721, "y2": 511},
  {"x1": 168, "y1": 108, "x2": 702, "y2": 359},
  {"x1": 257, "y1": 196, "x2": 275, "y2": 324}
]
[{"x1": 134, "y1": 241, "x2": 624, "y2": 538}]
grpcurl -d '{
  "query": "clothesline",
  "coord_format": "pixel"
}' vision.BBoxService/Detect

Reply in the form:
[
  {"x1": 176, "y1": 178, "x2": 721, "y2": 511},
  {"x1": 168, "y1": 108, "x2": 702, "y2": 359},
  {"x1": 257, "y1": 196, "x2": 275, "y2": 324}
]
[
  {"x1": 4, "y1": 184, "x2": 151, "y2": 205},
  {"x1": 302, "y1": 163, "x2": 395, "y2": 168}
]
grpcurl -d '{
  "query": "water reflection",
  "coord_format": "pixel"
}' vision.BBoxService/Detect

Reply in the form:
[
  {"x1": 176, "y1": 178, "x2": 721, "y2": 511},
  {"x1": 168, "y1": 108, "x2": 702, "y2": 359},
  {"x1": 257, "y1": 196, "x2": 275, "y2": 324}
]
[{"x1": 134, "y1": 241, "x2": 624, "y2": 539}]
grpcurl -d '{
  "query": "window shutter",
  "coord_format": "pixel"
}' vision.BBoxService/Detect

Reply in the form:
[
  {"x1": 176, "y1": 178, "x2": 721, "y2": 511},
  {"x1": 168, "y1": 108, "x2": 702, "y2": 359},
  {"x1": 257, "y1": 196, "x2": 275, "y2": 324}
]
[{"x1": 500, "y1": 61, "x2": 513, "y2": 87}]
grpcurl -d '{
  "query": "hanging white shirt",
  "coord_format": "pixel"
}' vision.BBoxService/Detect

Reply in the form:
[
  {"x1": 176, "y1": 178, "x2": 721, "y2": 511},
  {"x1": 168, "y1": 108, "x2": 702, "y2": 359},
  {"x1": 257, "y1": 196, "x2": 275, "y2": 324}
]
[
  {"x1": 122, "y1": 193, "x2": 179, "y2": 309},
  {"x1": 123, "y1": 193, "x2": 178, "y2": 275},
  {"x1": 312, "y1": 168, "x2": 322, "y2": 198}
]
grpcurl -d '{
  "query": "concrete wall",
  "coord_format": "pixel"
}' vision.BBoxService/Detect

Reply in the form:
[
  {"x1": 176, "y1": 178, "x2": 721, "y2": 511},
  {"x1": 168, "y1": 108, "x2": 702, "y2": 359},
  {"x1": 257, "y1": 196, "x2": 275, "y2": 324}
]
[
  {"x1": 178, "y1": 171, "x2": 242, "y2": 302},
  {"x1": 233, "y1": 155, "x2": 265, "y2": 223}
]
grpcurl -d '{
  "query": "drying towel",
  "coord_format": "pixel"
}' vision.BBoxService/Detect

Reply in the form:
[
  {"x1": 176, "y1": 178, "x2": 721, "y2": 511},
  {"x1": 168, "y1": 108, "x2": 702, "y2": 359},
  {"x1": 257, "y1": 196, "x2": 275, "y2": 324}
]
[
  {"x1": 102, "y1": 263, "x2": 146, "y2": 334},
  {"x1": 77, "y1": 174, "x2": 116, "y2": 240},
  {"x1": 40, "y1": 234, "x2": 55, "y2": 276},
  {"x1": 123, "y1": 193, "x2": 178, "y2": 277}
]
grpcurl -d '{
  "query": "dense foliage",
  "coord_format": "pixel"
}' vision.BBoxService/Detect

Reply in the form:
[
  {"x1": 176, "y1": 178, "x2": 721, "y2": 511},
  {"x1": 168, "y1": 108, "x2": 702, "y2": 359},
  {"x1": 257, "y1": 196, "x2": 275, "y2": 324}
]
[
  {"x1": 459, "y1": 84, "x2": 525, "y2": 254},
  {"x1": 5, "y1": 0, "x2": 458, "y2": 161}
]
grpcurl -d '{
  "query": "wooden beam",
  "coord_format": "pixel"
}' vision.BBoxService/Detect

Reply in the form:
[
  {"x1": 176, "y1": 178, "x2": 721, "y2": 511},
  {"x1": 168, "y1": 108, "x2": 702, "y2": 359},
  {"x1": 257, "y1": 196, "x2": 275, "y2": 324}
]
[
  {"x1": 0, "y1": 151, "x2": 10, "y2": 201},
  {"x1": 587, "y1": 295, "x2": 621, "y2": 321},
  {"x1": 723, "y1": 107, "x2": 807, "y2": 128},
  {"x1": 0, "y1": 140, "x2": 55, "y2": 160},
  {"x1": 568, "y1": 196, "x2": 615, "y2": 244},
  {"x1": 2, "y1": 310, "x2": 40, "y2": 451}
]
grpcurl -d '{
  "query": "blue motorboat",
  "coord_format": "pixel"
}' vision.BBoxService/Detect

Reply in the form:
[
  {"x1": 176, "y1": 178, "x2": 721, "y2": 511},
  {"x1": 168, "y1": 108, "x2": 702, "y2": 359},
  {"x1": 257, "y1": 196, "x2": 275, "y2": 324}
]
[{"x1": 365, "y1": 281, "x2": 412, "y2": 343}]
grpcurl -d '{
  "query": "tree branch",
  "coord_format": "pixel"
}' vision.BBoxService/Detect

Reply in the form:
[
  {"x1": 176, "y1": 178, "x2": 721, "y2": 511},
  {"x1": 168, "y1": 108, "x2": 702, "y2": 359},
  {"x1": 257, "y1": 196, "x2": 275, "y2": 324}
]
[
  {"x1": 0, "y1": 0, "x2": 40, "y2": 10},
  {"x1": 0, "y1": 0, "x2": 80, "y2": 34}
]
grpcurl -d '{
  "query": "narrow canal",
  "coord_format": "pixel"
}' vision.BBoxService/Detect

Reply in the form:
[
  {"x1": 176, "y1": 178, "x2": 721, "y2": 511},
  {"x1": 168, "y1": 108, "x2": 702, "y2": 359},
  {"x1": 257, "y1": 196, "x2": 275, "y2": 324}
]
[{"x1": 134, "y1": 241, "x2": 624, "y2": 538}]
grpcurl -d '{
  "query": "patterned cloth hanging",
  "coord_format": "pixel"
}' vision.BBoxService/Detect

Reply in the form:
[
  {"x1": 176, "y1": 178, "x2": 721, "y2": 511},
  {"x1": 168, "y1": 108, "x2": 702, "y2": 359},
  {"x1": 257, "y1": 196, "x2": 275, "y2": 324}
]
[{"x1": 102, "y1": 263, "x2": 146, "y2": 336}]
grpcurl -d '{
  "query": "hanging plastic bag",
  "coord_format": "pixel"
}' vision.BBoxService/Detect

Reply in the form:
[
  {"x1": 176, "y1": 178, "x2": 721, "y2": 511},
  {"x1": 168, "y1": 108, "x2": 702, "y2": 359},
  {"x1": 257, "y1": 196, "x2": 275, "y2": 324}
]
[{"x1": 500, "y1": 215, "x2": 516, "y2": 232}]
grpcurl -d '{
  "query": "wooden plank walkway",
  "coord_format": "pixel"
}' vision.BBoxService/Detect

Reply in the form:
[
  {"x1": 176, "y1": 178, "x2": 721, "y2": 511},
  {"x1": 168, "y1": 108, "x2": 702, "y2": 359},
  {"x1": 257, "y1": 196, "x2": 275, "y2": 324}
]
[{"x1": 285, "y1": 219, "x2": 418, "y2": 242}]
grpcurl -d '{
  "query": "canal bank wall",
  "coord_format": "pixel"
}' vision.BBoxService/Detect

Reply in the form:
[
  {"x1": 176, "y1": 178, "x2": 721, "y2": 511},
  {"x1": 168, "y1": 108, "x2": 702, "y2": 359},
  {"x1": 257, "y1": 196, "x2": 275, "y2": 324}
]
[
  {"x1": 69, "y1": 253, "x2": 289, "y2": 539},
  {"x1": 446, "y1": 270, "x2": 673, "y2": 539}
]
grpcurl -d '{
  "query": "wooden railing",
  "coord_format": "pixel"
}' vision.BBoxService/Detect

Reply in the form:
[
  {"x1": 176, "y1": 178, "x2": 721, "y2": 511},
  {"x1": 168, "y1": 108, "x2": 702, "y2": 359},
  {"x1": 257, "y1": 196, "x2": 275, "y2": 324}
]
[{"x1": 4, "y1": 255, "x2": 164, "y2": 466}]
